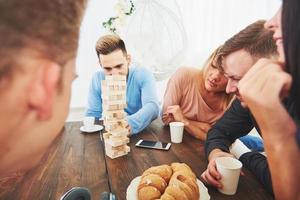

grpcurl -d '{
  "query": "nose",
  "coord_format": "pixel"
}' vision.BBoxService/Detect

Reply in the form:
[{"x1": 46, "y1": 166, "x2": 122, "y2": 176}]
[
  {"x1": 210, "y1": 70, "x2": 221, "y2": 83},
  {"x1": 111, "y1": 68, "x2": 120, "y2": 75},
  {"x1": 264, "y1": 8, "x2": 281, "y2": 31},
  {"x1": 264, "y1": 17, "x2": 275, "y2": 31},
  {"x1": 226, "y1": 79, "x2": 237, "y2": 94}
]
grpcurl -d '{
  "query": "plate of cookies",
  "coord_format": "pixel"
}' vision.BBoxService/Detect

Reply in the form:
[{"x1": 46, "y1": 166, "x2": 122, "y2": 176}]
[{"x1": 126, "y1": 163, "x2": 210, "y2": 200}]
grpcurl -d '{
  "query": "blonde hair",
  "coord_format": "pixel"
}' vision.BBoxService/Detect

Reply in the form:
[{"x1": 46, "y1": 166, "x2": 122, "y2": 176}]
[
  {"x1": 200, "y1": 47, "x2": 235, "y2": 110},
  {"x1": 95, "y1": 34, "x2": 127, "y2": 59}
]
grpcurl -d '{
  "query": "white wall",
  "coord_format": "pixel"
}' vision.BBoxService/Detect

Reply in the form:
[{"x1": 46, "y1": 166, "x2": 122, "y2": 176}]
[{"x1": 70, "y1": 0, "x2": 281, "y2": 113}]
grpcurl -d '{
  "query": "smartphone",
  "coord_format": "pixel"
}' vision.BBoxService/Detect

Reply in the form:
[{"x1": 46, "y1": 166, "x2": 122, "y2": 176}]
[{"x1": 135, "y1": 139, "x2": 171, "y2": 151}]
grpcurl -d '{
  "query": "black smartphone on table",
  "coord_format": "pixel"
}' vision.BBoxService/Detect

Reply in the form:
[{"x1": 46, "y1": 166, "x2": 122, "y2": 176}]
[{"x1": 135, "y1": 139, "x2": 171, "y2": 151}]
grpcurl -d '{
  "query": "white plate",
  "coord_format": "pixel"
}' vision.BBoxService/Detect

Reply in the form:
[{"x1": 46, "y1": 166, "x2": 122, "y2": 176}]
[
  {"x1": 126, "y1": 176, "x2": 210, "y2": 200},
  {"x1": 80, "y1": 125, "x2": 103, "y2": 133}
]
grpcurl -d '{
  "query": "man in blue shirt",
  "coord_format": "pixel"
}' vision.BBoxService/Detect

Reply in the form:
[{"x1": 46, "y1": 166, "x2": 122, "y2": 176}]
[{"x1": 86, "y1": 34, "x2": 159, "y2": 135}]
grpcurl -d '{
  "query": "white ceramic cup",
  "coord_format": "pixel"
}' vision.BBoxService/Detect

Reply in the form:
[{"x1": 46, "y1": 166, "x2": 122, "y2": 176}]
[
  {"x1": 83, "y1": 116, "x2": 95, "y2": 130},
  {"x1": 215, "y1": 157, "x2": 243, "y2": 195},
  {"x1": 169, "y1": 122, "x2": 184, "y2": 143}
]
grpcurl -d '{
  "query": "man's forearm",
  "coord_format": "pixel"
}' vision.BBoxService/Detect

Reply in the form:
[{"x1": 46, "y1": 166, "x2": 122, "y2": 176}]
[
  {"x1": 265, "y1": 133, "x2": 299, "y2": 200},
  {"x1": 127, "y1": 102, "x2": 159, "y2": 134},
  {"x1": 248, "y1": 102, "x2": 299, "y2": 199}
]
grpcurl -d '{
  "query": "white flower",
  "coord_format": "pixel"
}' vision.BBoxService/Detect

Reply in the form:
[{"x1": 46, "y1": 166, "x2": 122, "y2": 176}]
[
  {"x1": 103, "y1": 0, "x2": 134, "y2": 33},
  {"x1": 114, "y1": 0, "x2": 126, "y2": 14}
]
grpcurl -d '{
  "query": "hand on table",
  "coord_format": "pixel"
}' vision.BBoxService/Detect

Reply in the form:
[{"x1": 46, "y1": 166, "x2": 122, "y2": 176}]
[
  {"x1": 125, "y1": 123, "x2": 131, "y2": 136},
  {"x1": 162, "y1": 113, "x2": 175, "y2": 124},
  {"x1": 165, "y1": 105, "x2": 188, "y2": 124}
]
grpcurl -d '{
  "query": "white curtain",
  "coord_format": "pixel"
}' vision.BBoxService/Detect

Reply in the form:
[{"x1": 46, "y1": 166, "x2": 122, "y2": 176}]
[
  {"x1": 71, "y1": 0, "x2": 281, "y2": 108},
  {"x1": 177, "y1": 0, "x2": 281, "y2": 66}
]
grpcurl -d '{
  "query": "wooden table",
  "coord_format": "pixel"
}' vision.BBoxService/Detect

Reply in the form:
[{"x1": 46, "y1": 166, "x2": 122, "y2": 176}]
[
  {"x1": 0, "y1": 119, "x2": 273, "y2": 200},
  {"x1": 0, "y1": 122, "x2": 109, "y2": 200},
  {"x1": 107, "y1": 119, "x2": 273, "y2": 200}
]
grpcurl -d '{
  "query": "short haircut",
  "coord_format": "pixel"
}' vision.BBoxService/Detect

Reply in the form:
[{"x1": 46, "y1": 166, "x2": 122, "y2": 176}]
[
  {"x1": 216, "y1": 20, "x2": 278, "y2": 70},
  {"x1": 95, "y1": 34, "x2": 127, "y2": 59},
  {"x1": 0, "y1": 0, "x2": 87, "y2": 79}
]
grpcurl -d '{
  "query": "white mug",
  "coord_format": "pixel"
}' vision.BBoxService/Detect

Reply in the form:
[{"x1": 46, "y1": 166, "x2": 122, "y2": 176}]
[{"x1": 83, "y1": 116, "x2": 95, "y2": 130}]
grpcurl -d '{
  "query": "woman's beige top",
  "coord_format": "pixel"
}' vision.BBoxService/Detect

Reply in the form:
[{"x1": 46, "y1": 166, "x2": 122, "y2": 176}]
[{"x1": 162, "y1": 67, "x2": 227, "y2": 124}]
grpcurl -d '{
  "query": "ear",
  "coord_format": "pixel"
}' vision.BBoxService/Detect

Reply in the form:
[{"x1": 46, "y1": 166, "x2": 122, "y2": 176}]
[
  {"x1": 28, "y1": 62, "x2": 61, "y2": 120},
  {"x1": 126, "y1": 54, "x2": 131, "y2": 65}
]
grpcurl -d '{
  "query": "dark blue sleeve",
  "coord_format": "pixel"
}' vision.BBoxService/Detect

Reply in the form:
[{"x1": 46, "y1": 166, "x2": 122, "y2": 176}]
[
  {"x1": 205, "y1": 99, "x2": 255, "y2": 156},
  {"x1": 239, "y1": 152, "x2": 273, "y2": 195}
]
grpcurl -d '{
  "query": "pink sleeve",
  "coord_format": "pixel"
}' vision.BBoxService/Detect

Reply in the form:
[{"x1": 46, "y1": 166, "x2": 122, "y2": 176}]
[{"x1": 162, "y1": 68, "x2": 186, "y2": 114}]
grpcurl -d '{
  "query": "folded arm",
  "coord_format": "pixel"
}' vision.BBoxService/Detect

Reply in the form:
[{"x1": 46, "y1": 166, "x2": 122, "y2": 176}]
[
  {"x1": 238, "y1": 59, "x2": 300, "y2": 199},
  {"x1": 127, "y1": 72, "x2": 159, "y2": 134},
  {"x1": 162, "y1": 107, "x2": 211, "y2": 140}
]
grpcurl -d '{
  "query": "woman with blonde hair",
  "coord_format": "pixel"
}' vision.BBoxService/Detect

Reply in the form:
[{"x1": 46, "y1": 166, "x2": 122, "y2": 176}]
[
  {"x1": 162, "y1": 47, "x2": 234, "y2": 140},
  {"x1": 162, "y1": 20, "x2": 278, "y2": 142}
]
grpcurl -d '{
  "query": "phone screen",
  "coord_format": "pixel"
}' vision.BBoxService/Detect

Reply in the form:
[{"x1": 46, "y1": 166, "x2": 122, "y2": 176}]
[{"x1": 136, "y1": 140, "x2": 171, "y2": 150}]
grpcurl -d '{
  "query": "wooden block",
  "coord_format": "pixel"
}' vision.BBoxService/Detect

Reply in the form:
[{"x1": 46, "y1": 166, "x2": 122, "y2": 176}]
[
  {"x1": 105, "y1": 143, "x2": 128, "y2": 156},
  {"x1": 105, "y1": 75, "x2": 126, "y2": 81},
  {"x1": 102, "y1": 94, "x2": 126, "y2": 101},
  {"x1": 105, "y1": 145, "x2": 130, "y2": 159},
  {"x1": 125, "y1": 145, "x2": 130, "y2": 153},
  {"x1": 101, "y1": 80, "x2": 124, "y2": 91},
  {"x1": 102, "y1": 80, "x2": 126, "y2": 86},
  {"x1": 103, "y1": 118, "x2": 126, "y2": 125},
  {"x1": 102, "y1": 84, "x2": 126, "y2": 91},
  {"x1": 105, "y1": 136, "x2": 129, "y2": 147},
  {"x1": 103, "y1": 110, "x2": 126, "y2": 120},
  {"x1": 109, "y1": 127, "x2": 128, "y2": 137},
  {"x1": 103, "y1": 132, "x2": 111, "y2": 140},
  {"x1": 103, "y1": 103, "x2": 127, "y2": 111},
  {"x1": 106, "y1": 150, "x2": 128, "y2": 159},
  {"x1": 102, "y1": 84, "x2": 115, "y2": 90},
  {"x1": 119, "y1": 119, "x2": 128, "y2": 127},
  {"x1": 105, "y1": 143, "x2": 127, "y2": 152},
  {"x1": 102, "y1": 99, "x2": 126, "y2": 106},
  {"x1": 102, "y1": 90, "x2": 126, "y2": 97},
  {"x1": 107, "y1": 135, "x2": 126, "y2": 141},
  {"x1": 104, "y1": 120, "x2": 128, "y2": 131},
  {"x1": 104, "y1": 122, "x2": 118, "y2": 131}
]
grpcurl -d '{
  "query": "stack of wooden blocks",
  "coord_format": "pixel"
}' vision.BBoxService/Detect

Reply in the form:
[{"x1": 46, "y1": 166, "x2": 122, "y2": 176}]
[{"x1": 102, "y1": 75, "x2": 130, "y2": 159}]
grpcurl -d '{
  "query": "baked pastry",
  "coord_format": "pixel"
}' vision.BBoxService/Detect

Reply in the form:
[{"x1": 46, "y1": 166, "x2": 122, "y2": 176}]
[
  {"x1": 138, "y1": 186, "x2": 161, "y2": 200},
  {"x1": 137, "y1": 163, "x2": 200, "y2": 200},
  {"x1": 142, "y1": 164, "x2": 173, "y2": 183},
  {"x1": 139, "y1": 174, "x2": 167, "y2": 193}
]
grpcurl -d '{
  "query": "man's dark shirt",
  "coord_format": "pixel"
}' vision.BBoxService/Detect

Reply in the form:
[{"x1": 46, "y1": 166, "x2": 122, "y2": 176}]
[{"x1": 205, "y1": 97, "x2": 298, "y2": 194}]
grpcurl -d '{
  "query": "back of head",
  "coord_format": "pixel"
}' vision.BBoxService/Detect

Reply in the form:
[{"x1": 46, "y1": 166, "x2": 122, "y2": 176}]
[
  {"x1": 282, "y1": 0, "x2": 300, "y2": 116},
  {"x1": 95, "y1": 34, "x2": 127, "y2": 59},
  {"x1": 0, "y1": 0, "x2": 87, "y2": 80},
  {"x1": 216, "y1": 20, "x2": 278, "y2": 68},
  {"x1": 0, "y1": 0, "x2": 87, "y2": 176}
]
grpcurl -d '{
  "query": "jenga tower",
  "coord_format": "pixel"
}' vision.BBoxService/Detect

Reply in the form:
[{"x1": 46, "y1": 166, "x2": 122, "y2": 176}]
[{"x1": 101, "y1": 75, "x2": 130, "y2": 159}]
